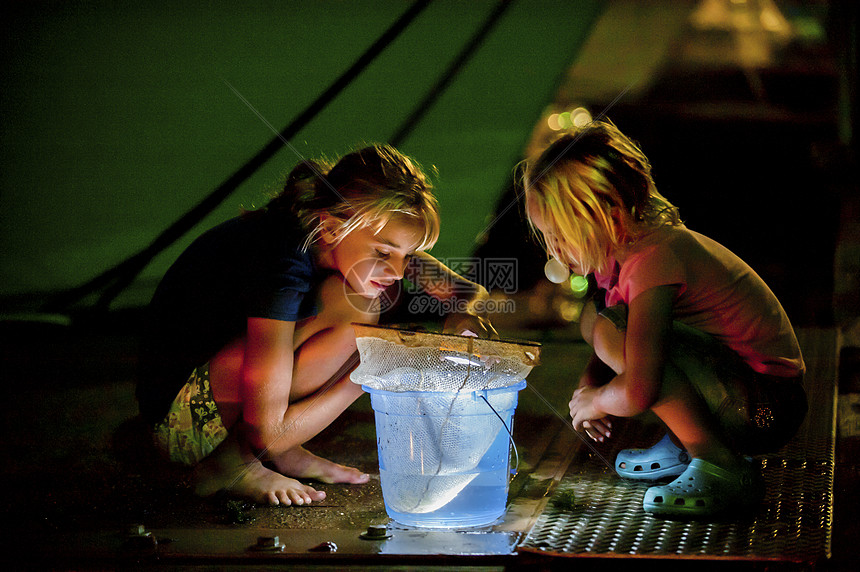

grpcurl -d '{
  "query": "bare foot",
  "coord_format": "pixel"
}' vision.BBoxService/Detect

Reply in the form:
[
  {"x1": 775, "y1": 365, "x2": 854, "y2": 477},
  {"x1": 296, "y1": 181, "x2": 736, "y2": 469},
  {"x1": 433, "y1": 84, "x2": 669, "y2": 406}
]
[
  {"x1": 273, "y1": 446, "x2": 370, "y2": 484},
  {"x1": 194, "y1": 458, "x2": 326, "y2": 506}
]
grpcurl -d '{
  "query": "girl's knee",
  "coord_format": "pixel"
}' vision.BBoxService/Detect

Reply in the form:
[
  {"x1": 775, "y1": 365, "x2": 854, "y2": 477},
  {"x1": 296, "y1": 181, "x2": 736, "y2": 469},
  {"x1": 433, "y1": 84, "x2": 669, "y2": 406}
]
[
  {"x1": 593, "y1": 313, "x2": 626, "y2": 374},
  {"x1": 579, "y1": 300, "x2": 597, "y2": 346}
]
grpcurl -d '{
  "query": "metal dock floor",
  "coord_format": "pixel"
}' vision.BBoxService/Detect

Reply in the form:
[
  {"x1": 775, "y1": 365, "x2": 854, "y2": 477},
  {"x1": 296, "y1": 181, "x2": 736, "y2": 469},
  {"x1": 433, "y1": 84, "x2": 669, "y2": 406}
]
[{"x1": 0, "y1": 327, "x2": 847, "y2": 570}]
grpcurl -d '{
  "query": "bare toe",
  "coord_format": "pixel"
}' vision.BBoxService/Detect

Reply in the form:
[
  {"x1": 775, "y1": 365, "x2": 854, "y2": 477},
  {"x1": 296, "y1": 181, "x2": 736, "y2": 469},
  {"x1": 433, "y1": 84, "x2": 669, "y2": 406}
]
[{"x1": 267, "y1": 491, "x2": 283, "y2": 506}]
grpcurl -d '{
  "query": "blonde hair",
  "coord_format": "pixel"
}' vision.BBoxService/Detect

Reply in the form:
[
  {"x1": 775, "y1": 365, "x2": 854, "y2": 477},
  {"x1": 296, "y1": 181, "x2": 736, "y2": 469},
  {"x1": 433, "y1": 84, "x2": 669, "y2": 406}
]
[
  {"x1": 522, "y1": 120, "x2": 680, "y2": 274},
  {"x1": 267, "y1": 144, "x2": 440, "y2": 252}
]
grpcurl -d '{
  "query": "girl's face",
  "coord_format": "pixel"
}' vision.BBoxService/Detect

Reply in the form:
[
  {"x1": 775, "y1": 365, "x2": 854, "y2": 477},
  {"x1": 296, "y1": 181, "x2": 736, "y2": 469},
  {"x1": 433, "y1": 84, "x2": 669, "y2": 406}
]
[
  {"x1": 322, "y1": 217, "x2": 423, "y2": 299},
  {"x1": 525, "y1": 192, "x2": 586, "y2": 276}
]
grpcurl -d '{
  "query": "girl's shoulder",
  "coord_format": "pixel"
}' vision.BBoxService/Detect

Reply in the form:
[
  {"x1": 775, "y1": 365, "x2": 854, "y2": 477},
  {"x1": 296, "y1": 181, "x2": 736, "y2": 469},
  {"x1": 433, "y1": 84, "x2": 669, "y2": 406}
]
[
  {"x1": 626, "y1": 223, "x2": 688, "y2": 254},
  {"x1": 629, "y1": 224, "x2": 745, "y2": 275},
  {"x1": 617, "y1": 224, "x2": 698, "y2": 279}
]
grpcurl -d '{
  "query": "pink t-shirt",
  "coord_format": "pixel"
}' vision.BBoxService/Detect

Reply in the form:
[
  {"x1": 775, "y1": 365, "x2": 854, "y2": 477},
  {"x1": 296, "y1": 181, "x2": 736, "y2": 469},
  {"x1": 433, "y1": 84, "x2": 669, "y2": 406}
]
[{"x1": 594, "y1": 224, "x2": 805, "y2": 378}]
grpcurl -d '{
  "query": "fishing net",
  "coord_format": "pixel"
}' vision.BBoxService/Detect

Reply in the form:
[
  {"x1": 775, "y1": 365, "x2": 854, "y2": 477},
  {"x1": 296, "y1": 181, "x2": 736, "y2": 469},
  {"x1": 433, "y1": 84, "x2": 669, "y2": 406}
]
[
  {"x1": 351, "y1": 324, "x2": 541, "y2": 515},
  {"x1": 351, "y1": 324, "x2": 539, "y2": 392}
]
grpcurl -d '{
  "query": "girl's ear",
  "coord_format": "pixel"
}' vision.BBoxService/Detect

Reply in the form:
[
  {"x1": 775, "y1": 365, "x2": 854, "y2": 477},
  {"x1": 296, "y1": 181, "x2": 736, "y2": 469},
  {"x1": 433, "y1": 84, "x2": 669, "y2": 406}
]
[{"x1": 318, "y1": 214, "x2": 342, "y2": 245}]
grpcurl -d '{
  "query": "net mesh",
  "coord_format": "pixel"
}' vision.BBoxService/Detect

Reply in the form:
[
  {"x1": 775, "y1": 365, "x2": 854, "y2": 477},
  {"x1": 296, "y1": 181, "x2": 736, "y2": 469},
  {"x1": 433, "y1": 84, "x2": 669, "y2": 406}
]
[
  {"x1": 350, "y1": 324, "x2": 540, "y2": 392},
  {"x1": 350, "y1": 324, "x2": 541, "y2": 515}
]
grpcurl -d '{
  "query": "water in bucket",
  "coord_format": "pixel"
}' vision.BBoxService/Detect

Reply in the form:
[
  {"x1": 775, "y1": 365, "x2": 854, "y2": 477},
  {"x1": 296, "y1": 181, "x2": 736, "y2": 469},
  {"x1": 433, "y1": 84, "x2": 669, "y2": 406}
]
[
  {"x1": 350, "y1": 324, "x2": 540, "y2": 529},
  {"x1": 364, "y1": 382, "x2": 525, "y2": 528}
]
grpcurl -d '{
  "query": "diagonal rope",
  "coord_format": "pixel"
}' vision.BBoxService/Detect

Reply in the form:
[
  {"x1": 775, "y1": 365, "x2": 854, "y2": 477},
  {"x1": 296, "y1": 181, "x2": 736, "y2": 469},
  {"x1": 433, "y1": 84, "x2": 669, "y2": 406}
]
[
  {"x1": 220, "y1": 78, "x2": 349, "y2": 206},
  {"x1": 389, "y1": 0, "x2": 514, "y2": 147}
]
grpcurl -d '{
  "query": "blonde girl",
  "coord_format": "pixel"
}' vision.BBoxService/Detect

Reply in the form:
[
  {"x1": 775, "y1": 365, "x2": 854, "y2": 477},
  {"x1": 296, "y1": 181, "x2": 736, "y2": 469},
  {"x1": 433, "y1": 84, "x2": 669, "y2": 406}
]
[
  {"x1": 138, "y1": 144, "x2": 495, "y2": 506},
  {"x1": 523, "y1": 120, "x2": 806, "y2": 517}
]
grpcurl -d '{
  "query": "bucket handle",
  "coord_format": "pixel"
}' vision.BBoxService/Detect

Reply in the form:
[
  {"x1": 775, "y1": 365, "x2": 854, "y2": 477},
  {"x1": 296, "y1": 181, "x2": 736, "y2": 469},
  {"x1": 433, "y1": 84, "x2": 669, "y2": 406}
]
[{"x1": 475, "y1": 391, "x2": 520, "y2": 478}]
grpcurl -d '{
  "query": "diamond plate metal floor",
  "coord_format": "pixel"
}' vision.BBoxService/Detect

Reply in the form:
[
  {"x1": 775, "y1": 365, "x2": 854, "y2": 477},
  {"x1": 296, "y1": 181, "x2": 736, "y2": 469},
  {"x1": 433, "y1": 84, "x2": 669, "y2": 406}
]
[{"x1": 519, "y1": 329, "x2": 838, "y2": 568}]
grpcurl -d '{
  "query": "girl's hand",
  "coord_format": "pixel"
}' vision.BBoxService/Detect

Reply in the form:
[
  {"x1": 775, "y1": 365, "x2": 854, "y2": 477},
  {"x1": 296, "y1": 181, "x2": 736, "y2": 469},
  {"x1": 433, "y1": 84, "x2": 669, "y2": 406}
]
[
  {"x1": 407, "y1": 253, "x2": 499, "y2": 339},
  {"x1": 581, "y1": 418, "x2": 613, "y2": 442},
  {"x1": 442, "y1": 311, "x2": 499, "y2": 339},
  {"x1": 569, "y1": 386, "x2": 612, "y2": 442}
]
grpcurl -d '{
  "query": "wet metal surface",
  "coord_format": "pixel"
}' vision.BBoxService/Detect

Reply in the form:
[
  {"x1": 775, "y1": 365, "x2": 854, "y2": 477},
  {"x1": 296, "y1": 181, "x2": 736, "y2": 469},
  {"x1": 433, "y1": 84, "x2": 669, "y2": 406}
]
[{"x1": 26, "y1": 526, "x2": 522, "y2": 565}]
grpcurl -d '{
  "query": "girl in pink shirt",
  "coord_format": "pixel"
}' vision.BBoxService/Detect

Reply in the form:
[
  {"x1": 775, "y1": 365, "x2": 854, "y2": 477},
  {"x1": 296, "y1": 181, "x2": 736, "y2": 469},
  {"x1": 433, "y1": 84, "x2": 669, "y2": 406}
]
[{"x1": 523, "y1": 120, "x2": 806, "y2": 517}]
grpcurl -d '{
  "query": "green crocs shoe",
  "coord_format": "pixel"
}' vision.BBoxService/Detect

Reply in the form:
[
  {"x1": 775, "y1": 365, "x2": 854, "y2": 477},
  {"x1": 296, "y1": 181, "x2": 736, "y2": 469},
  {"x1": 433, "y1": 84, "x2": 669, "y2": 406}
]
[
  {"x1": 642, "y1": 457, "x2": 764, "y2": 517},
  {"x1": 616, "y1": 434, "x2": 691, "y2": 481}
]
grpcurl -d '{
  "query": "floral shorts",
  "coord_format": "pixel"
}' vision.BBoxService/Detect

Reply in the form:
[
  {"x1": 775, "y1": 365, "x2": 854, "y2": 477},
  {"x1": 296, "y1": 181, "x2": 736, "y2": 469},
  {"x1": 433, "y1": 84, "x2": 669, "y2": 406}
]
[
  {"x1": 152, "y1": 363, "x2": 229, "y2": 466},
  {"x1": 597, "y1": 303, "x2": 808, "y2": 455}
]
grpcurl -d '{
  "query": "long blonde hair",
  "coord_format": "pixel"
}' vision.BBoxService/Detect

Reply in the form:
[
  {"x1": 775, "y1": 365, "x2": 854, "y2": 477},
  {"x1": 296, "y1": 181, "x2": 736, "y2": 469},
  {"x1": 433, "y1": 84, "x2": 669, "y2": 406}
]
[
  {"x1": 267, "y1": 144, "x2": 440, "y2": 252},
  {"x1": 523, "y1": 120, "x2": 680, "y2": 274}
]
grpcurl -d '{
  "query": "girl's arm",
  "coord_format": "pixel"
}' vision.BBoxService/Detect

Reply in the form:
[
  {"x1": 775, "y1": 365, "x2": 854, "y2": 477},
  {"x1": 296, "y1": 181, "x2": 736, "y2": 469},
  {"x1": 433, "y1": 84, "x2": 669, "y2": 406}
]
[
  {"x1": 570, "y1": 285, "x2": 677, "y2": 429},
  {"x1": 578, "y1": 352, "x2": 616, "y2": 389},
  {"x1": 238, "y1": 317, "x2": 295, "y2": 454},
  {"x1": 405, "y1": 251, "x2": 498, "y2": 338},
  {"x1": 238, "y1": 317, "x2": 357, "y2": 457},
  {"x1": 575, "y1": 352, "x2": 616, "y2": 440}
]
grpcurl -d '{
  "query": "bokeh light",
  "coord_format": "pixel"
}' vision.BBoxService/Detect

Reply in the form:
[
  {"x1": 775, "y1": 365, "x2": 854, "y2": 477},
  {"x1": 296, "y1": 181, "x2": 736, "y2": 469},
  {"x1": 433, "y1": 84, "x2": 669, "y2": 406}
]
[
  {"x1": 571, "y1": 106, "x2": 592, "y2": 127},
  {"x1": 544, "y1": 258, "x2": 570, "y2": 283},
  {"x1": 570, "y1": 274, "x2": 589, "y2": 297},
  {"x1": 558, "y1": 299, "x2": 583, "y2": 322},
  {"x1": 546, "y1": 106, "x2": 592, "y2": 131}
]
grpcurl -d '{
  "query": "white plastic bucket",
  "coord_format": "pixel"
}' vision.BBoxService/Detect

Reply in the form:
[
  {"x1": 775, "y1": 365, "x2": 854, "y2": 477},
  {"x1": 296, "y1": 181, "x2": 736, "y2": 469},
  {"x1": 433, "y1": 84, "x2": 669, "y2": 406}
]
[{"x1": 364, "y1": 380, "x2": 526, "y2": 528}]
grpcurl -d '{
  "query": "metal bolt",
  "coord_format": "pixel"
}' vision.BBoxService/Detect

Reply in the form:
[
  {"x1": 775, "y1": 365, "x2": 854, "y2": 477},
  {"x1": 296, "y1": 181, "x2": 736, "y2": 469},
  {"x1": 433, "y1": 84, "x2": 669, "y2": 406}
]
[
  {"x1": 359, "y1": 523, "x2": 391, "y2": 540},
  {"x1": 249, "y1": 535, "x2": 284, "y2": 552},
  {"x1": 127, "y1": 524, "x2": 149, "y2": 537},
  {"x1": 123, "y1": 524, "x2": 157, "y2": 552}
]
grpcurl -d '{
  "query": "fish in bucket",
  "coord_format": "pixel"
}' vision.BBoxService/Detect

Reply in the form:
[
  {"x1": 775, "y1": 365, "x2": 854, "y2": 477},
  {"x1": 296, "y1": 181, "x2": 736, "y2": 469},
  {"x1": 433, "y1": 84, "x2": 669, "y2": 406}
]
[{"x1": 351, "y1": 324, "x2": 540, "y2": 528}]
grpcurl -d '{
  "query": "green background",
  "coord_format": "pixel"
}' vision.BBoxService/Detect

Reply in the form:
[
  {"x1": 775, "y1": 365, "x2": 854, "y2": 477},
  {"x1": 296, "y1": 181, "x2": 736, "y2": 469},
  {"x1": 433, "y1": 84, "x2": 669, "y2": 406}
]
[{"x1": 0, "y1": 0, "x2": 602, "y2": 310}]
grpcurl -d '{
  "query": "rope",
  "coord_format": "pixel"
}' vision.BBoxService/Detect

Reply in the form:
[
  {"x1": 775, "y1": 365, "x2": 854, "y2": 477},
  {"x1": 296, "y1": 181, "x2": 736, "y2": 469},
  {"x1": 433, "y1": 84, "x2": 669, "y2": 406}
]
[{"x1": 390, "y1": 0, "x2": 513, "y2": 147}]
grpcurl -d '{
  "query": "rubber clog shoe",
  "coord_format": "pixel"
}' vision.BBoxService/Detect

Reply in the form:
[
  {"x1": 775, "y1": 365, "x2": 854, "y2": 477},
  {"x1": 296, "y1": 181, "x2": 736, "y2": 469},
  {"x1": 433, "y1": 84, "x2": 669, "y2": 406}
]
[
  {"x1": 642, "y1": 457, "x2": 764, "y2": 517},
  {"x1": 615, "y1": 434, "x2": 691, "y2": 481}
]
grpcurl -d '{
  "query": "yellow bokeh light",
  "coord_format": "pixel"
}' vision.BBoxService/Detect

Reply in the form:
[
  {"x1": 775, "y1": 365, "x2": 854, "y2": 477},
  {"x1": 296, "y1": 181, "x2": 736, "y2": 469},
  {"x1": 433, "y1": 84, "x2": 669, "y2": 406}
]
[{"x1": 558, "y1": 300, "x2": 583, "y2": 322}]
